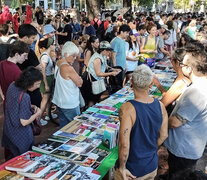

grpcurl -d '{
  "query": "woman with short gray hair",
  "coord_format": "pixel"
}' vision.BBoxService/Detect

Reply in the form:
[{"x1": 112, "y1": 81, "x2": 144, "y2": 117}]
[{"x1": 52, "y1": 41, "x2": 83, "y2": 128}]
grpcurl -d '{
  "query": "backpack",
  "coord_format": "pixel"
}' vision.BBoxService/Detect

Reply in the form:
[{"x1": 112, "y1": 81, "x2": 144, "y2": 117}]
[
  {"x1": 96, "y1": 21, "x2": 106, "y2": 41},
  {"x1": 0, "y1": 37, "x2": 18, "y2": 61}
]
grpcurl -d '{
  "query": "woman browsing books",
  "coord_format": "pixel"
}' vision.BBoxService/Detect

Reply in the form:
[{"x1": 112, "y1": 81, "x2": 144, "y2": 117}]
[
  {"x1": 2, "y1": 67, "x2": 42, "y2": 160},
  {"x1": 80, "y1": 41, "x2": 121, "y2": 107}
]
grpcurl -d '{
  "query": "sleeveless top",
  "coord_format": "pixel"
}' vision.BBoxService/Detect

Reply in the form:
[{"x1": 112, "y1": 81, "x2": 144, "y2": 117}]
[
  {"x1": 40, "y1": 52, "x2": 54, "y2": 76},
  {"x1": 52, "y1": 62, "x2": 79, "y2": 109},
  {"x1": 116, "y1": 98, "x2": 163, "y2": 177},
  {"x1": 143, "y1": 36, "x2": 156, "y2": 58},
  {"x1": 87, "y1": 52, "x2": 107, "y2": 80}
]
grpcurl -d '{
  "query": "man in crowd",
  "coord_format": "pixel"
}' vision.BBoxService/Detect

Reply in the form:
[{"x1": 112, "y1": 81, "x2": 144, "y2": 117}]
[
  {"x1": 82, "y1": 17, "x2": 96, "y2": 36},
  {"x1": 156, "y1": 30, "x2": 171, "y2": 61},
  {"x1": 18, "y1": 24, "x2": 47, "y2": 126},
  {"x1": 111, "y1": 24, "x2": 131, "y2": 87},
  {"x1": 164, "y1": 42, "x2": 207, "y2": 179},
  {"x1": 114, "y1": 65, "x2": 168, "y2": 179}
]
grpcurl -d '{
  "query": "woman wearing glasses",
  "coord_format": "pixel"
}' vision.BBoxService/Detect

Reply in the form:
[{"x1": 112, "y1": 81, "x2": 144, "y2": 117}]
[{"x1": 153, "y1": 48, "x2": 191, "y2": 114}]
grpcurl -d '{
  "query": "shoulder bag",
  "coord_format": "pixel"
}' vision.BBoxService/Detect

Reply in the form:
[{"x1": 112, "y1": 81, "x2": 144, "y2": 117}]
[{"x1": 87, "y1": 71, "x2": 106, "y2": 95}]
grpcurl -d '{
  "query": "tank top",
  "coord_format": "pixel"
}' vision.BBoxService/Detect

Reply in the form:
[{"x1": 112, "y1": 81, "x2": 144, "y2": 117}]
[
  {"x1": 52, "y1": 62, "x2": 79, "y2": 109},
  {"x1": 143, "y1": 36, "x2": 156, "y2": 58},
  {"x1": 87, "y1": 52, "x2": 107, "y2": 80},
  {"x1": 40, "y1": 52, "x2": 54, "y2": 76},
  {"x1": 116, "y1": 98, "x2": 163, "y2": 177}
]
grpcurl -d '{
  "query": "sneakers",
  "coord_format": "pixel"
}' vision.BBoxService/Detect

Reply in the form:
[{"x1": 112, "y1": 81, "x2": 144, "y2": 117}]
[
  {"x1": 40, "y1": 119, "x2": 48, "y2": 126},
  {"x1": 44, "y1": 113, "x2": 58, "y2": 121}
]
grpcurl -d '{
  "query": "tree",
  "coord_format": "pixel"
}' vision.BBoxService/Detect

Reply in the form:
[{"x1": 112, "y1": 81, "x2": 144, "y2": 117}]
[
  {"x1": 86, "y1": 0, "x2": 102, "y2": 20},
  {"x1": 123, "y1": 0, "x2": 132, "y2": 8}
]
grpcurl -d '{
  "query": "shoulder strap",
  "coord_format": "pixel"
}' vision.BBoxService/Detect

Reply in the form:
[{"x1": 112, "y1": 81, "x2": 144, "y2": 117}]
[
  {"x1": 144, "y1": 36, "x2": 148, "y2": 47},
  {"x1": 40, "y1": 52, "x2": 49, "y2": 60},
  {"x1": 19, "y1": 91, "x2": 25, "y2": 104},
  {"x1": 56, "y1": 62, "x2": 69, "y2": 77}
]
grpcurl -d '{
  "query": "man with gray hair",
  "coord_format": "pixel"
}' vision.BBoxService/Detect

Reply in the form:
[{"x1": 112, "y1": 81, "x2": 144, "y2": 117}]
[{"x1": 114, "y1": 64, "x2": 168, "y2": 180}]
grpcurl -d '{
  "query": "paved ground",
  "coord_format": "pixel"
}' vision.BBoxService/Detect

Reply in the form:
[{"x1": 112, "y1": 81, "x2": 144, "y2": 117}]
[{"x1": 0, "y1": 97, "x2": 206, "y2": 179}]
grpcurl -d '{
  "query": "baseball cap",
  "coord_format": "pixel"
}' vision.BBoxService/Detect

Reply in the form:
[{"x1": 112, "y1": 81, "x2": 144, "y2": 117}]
[
  {"x1": 43, "y1": 24, "x2": 55, "y2": 35},
  {"x1": 100, "y1": 41, "x2": 113, "y2": 51},
  {"x1": 161, "y1": 24, "x2": 168, "y2": 30}
]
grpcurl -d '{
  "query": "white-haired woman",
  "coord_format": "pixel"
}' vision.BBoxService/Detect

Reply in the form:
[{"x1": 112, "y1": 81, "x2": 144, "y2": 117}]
[{"x1": 52, "y1": 42, "x2": 83, "y2": 128}]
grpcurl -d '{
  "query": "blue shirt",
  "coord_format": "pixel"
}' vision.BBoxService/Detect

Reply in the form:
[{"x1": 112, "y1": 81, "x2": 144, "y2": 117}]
[
  {"x1": 84, "y1": 25, "x2": 96, "y2": 36},
  {"x1": 111, "y1": 36, "x2": 126, "y2": 70},
  {"x1": 2, "y1": 83, "x2": 34, "y2": 156},
  {"x1": 116, "y1": 99, "x2": 162, "y2": 177},
  {"x1": 164, "y1": 82, "x2": 207, "y2": 159}
]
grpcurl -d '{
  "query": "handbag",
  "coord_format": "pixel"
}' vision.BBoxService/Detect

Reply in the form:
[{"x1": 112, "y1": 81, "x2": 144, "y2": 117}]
[
  {"x1": 88, "y1": 72, "x2": 106, "y2": 95},
  {"x1": 19, "y1": 92, "x2": 41, "y2": 136}
]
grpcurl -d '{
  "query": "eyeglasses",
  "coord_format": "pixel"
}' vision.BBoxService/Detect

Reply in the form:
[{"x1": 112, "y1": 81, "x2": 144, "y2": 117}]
[{"x1": 179, "y1": 62, "x2": 188, "y2": 67}]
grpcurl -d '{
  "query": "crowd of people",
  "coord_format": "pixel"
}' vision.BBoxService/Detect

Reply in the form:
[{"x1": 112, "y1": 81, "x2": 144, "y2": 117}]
[{"x1": 0, "y1": 5, "x2": 207, "y2": 179}]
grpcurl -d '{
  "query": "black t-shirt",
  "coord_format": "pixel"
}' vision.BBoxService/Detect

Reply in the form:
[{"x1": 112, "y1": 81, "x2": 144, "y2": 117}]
[
  {"x1": 58, "y1": 24, "x2": 72, "y2": 45},
  {"x1": 64, "y1": 24, "x2": 72, "y2": 42},
  {"x1": 35, "y1": 11, "x2": 44, "y2": 25},
  {"x1": 18, "y1": 49, "x2": 40, "y2": 71}
]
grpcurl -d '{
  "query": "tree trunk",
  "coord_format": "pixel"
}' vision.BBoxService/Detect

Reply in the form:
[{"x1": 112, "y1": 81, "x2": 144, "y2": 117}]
[
  {"x1": 123, "y1": 0, "x2": 132, "y2": 13},
  {"x1": 86, "y1": 0, "x2": 102, "y2": 21}
]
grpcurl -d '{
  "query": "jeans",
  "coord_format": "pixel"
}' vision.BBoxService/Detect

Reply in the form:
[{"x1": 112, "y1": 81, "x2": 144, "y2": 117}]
[{"x1": 57, "y1": 106, "x2": 80, "y2": 128}]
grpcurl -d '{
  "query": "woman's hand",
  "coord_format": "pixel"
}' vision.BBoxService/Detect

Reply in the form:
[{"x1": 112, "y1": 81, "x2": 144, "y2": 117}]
[
  {"x1": 111, "y1": 71, "x2": 120, "y2": 76},
  {"x1": 45, "y1": 85, "x2": 50, "y2": 93},
  {"x1": 35, "y1": 108, "x2": 42, "y2": 120}
]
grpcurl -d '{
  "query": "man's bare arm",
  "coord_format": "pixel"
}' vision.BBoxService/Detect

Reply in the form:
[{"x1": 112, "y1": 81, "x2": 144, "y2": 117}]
[
  {"x1": 118, "y1": 102, "x2": 135, "y2": 169},
  {"x1": 157, "y1": 102, "x2": 168, "y2": 147}
]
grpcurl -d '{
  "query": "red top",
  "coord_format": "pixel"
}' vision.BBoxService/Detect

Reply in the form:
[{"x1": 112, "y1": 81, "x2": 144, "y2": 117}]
[{"x1": 0, "y1": 60, "x2": 21, "y2": 97}]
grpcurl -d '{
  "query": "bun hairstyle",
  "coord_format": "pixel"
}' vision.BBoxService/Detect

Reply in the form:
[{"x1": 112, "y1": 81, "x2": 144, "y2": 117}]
[
  {"x1": 38, "y1": 37, "x2": 54, "y2": 49},
  {"x1": 146, "y1": 22, "x2": 156, "y2": 33}
]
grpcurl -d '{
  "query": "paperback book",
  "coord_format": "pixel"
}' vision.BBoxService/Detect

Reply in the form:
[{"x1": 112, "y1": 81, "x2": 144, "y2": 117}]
[
  {"x1": 0, "y1": 170, "x2": 24, "y2": 180},
  {"x1": 32, "y1": 140, "x2": 63, "y2": 154}
]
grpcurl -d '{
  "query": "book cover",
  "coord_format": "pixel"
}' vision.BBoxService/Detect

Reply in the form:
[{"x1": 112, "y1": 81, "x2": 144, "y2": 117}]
[
  {"x1": 80, "y1": 145, "x2": 96, "y2": 155},
  {"x1": 91, "y1": 148, "x2": 110, "y2": 163},
  {"x1": 103, "y1": 130, "x2": 114, "y2": 149},
  {"x1": 58, "y1": 144, "x2": 73, "y2": 152},
  {"x1": 74, "y1": 155, "x2": 88, "y2": 163},
  {"x1": 65, "y1": 139, "x2": 79, "y2": 146},
  {"x1": 81, "y1": 158, "x2": 96, "y2": 167},
  {"x1": 70, "y1": 142, "x2": 90, "y2": 154},
  {"x1": 86, "y1": 107, "x2": 99, "y2": 113},
  {"x1": 91, "y1": 113, "x2": 109, "y2": 120},
  {"x1": 5, "y1": 159, "x2": 38, "y2": 172},
  {"x1": 18, "y1": 163, "x2": 51, "y2": 178},
  {"x1": 71, "y1": 134, "x2": 87, "y2": 142},
  {"x1": 0, "y1": 170, "x2": 24, "y2": 180},
  {"x1": 68, "y1": 153, "x2": 79, "y2": 160},
  {"x1": 100, "y1": 106, "x2": 117, "y2": 112},
  {"x1": 51, "y1": 150, "x2": 73, "y2": 159},
  {"x1": 56, "y1": 132, "x2": 78, "y2": 139},
  {"x1": 35, "y1": 158, "x2": 67, "y2": 180},
  {"x1": 48, "y1": 135, "x2": 70, "y2": 143},
  {"x1": 91, "y1": 162, "x2": 100, "y2": 169},
  {"x1": 53, "y1": 162, "x2": 76, "y2": 180},
  {"x1": 32, "y1": 140, "x2": 63, "y2": 154},
  {"x1": 97, "y1": 110, "x2": 112, "y2": 116},
  {"x1": 60, "y1": 120, "x2": 82, "y2": 134}
]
